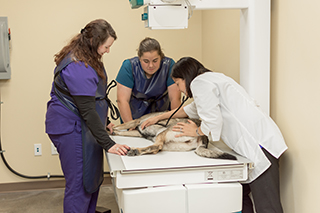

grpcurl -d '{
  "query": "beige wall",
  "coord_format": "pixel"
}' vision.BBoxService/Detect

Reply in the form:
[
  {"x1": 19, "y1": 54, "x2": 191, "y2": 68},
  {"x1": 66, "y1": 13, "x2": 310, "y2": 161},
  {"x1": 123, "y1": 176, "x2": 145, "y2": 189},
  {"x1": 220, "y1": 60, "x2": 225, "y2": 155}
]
[
  {"x1": 201, "y1": 1, "x2": 320, "y2": 212},
  {"x1": 0, "y1": 0, "x2": 202, "y2": 183},
  {"x1": 202, "y1": 10, "x2": 240, "y2": 82},
  {"x1": 1, "y1": 0, "x2": 320, "y2": 212},
  {"x1": 271, "y1": 0, "x2": 320, "y2": 211}
]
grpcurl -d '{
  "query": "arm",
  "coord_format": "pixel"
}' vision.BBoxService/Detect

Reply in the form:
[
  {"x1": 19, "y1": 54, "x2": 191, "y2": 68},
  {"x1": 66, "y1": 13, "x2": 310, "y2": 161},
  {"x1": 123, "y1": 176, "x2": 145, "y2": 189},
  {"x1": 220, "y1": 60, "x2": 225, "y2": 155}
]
[
  {"x1": 167, "y1": 83, "x2": 181, "y2": 110},
  {"x1": 73, "y1": 96, "x2": 130, "y2": 155},
  {"x1": 141, "y1": 106, "x2": 188, "y2": 129},
  {"x1": 117, "y1": 83, "x2": 133, "y2": 123}
]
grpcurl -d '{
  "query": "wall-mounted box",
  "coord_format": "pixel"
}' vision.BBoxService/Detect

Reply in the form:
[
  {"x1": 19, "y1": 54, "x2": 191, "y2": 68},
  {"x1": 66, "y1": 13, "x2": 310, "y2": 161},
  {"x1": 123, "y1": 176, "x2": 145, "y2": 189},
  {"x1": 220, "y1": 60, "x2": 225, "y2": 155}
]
[{"x1": 0, "y1": 17, "x2": 11, "y2": 79}]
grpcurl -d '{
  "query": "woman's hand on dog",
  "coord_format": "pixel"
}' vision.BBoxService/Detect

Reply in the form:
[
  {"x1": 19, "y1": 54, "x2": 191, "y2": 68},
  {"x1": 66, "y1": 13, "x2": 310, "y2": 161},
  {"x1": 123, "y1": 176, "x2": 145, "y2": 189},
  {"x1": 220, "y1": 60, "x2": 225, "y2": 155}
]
[
  {"x1": 106, "y1": 122, "x2": 115, "y2": 134},
  {"x1": 141, "y1": 116, "x2": 160, "y2": 130},
  {"x1": 108, "y1": 144, "x2": 131, "y2": 156},
  {"x1": 173, "y1": 120, "x2": 199, "y2": 137}
]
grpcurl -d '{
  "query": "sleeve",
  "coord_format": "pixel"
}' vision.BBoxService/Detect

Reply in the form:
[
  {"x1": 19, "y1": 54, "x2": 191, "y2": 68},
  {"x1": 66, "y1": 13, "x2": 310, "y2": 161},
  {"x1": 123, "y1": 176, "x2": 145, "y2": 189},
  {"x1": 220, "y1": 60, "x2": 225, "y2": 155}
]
[
  {"x1": 116, "y1": 59, "x2": 134, "y2": 89},
  {"x1": 166, "y1": 58, "x2": 176, "y2": 87},
  {"x1": 73, "y1": 96, "x2": 116, "y2": 151},
  {"x1": 63, "y1": 62, "x2": 99, "y2": 96},
  {"x1": 183, "y1": 102, "x2": 200, "y2": 119},
  {"x1": 190, "y1": 76, "x2": 223, "y2": 141}
]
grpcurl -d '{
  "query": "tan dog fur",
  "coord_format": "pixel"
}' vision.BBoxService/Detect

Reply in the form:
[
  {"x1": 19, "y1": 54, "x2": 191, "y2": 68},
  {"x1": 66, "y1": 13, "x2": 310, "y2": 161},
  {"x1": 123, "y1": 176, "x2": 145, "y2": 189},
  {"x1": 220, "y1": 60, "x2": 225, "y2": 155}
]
[{"x1": 112, "y1": 112, "x2": 236, "y2": 160}]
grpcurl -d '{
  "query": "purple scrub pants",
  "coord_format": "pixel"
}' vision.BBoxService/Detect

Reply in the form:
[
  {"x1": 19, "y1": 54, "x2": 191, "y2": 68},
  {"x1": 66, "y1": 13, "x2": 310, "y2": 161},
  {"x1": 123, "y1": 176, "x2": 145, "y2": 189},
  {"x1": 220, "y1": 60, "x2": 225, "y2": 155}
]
[{"x1": 49, "y1": 125, "x2": 99, "y2": 213}]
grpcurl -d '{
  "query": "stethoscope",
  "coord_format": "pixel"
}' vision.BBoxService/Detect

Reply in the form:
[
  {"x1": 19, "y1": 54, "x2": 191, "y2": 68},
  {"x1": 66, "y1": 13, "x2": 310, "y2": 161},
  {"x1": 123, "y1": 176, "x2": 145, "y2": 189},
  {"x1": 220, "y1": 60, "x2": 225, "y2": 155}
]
[{"x1": 164, "y1": 95, "x2": 189, "y2": 127}]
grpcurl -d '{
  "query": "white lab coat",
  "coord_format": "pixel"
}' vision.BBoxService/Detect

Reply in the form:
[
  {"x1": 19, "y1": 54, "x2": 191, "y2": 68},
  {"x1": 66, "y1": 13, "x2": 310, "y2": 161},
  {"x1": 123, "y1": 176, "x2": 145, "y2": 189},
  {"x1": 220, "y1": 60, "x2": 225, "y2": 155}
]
[{"x1": 183, "y1": 72, "x2": 288, "y2": 183}]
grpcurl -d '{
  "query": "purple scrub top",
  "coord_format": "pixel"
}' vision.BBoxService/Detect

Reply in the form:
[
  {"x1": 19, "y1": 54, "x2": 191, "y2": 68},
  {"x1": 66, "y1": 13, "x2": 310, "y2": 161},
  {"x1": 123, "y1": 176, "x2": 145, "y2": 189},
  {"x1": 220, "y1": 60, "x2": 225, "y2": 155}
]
[{"x1": 45, "y1": 62, "x2": 99, "y2": 135}]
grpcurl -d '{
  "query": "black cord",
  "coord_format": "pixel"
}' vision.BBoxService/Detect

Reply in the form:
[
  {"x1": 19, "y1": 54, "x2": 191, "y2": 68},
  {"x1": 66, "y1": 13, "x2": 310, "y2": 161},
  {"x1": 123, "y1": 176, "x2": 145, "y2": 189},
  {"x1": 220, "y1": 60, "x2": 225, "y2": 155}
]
[
  {"x1": 105, "y1": 80, "x2": 120, "y2": 120},
  {"x1": 164, "y1": 96, "x2": 189, "y2": 126},
  {"x1": 0, "y1": 101, "x2": 109, "y2": 179},
  {"x1": 0, "y1": 145, "x2": 64, "y2": 179},
  {"x1": 0, "y1": 78, "x2": 118, "y2": 180},
  {"x1": 0, "y1": 137, "x2": 109, "y2": 179},
  {"x1": 0, "y1": 100, "x2": 64, "y2": 179}
]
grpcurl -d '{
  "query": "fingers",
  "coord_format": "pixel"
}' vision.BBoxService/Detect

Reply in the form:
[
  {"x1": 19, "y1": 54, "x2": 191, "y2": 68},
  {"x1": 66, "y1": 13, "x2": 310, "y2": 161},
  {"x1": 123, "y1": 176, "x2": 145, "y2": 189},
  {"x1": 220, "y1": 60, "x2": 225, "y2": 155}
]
[
  {"x1": 141, "y1": 120, "x2": 151, "y2": 130},
  {"x1": 172, "y1": 124, "x2": 185, "y2": 137},
  {"x1": 172, "y1": 126, "x2": 182, "y2": 132},
  {"x1": 140, "y1": 122, "x2": 146, "y2": 130},
  {"x1": 187, "y1": 119, "x2": 195, "y2": 125},
  {"x1": 107, "y1": 123, "x2": 115, "y2": 134},
  {"x1": 175, "y1": 133, "x2": 184, "y2": 138},
  {"x1": 173, "y1": 122, "x2": 198, "y2": 137},
  {"x1": 172, "y1": 122, "x2": 184, "y2": 132},
  {"x1": 141, "y1": 117, "x2": 158, "y2": 130},
  {"x1": 110, "y1": 144, "x2": 130, "y2": 156}
]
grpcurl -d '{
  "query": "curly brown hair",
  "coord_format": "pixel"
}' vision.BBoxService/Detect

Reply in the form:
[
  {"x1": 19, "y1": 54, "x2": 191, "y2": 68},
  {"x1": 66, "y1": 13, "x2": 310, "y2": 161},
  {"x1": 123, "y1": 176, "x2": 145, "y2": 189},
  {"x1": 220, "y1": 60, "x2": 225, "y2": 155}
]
[{"x1": 54, "y1": 19, "x2": 117, "y2": 79}]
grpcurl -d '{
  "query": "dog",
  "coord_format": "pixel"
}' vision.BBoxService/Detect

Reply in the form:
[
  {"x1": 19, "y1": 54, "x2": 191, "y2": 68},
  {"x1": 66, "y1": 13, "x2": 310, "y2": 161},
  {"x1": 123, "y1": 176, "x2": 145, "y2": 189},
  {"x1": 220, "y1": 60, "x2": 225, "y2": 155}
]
[{"x1": 111, "y1": 112, "x2": 237, "y2": 160}]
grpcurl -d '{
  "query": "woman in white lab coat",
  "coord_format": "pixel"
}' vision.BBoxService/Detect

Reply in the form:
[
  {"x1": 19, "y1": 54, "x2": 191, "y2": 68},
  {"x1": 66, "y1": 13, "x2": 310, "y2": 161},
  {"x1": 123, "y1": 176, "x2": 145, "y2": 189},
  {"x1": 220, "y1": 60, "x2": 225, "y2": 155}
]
[{"x1": 141, "y1": 57, "x2": 288, "y2": 213}]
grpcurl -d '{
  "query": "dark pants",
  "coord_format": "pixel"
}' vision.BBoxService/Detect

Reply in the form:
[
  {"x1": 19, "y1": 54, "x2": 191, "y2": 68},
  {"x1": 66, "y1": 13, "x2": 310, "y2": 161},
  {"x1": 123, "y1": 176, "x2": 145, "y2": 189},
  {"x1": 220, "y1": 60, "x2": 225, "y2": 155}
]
[
  {"x1": 49, "y1": 128, "x2": 99, "y2": 213},
  {"x1": 242, "y1": 148, "x2": 283, "y2": 213}
]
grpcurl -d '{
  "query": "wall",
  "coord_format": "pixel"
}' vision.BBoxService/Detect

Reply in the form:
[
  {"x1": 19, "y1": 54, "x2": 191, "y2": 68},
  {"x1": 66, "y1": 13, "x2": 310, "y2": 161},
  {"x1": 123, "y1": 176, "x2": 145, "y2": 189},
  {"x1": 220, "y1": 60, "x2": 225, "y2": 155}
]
[
  {"x1": 271, "y1": 0, "x2": 320, "y2": 212},
  {"x1": 202, "y1": 10, "x2": 240, "y2": 82},
  {"x1": 0, "y1": 0, "x2": 202, "y2": 183},
  {"x1": 1, "y1": 0, "x2": 320, "y2": 212},
  {"x1": 201, "y1": 1, "x2": 320, "y2": 212}
]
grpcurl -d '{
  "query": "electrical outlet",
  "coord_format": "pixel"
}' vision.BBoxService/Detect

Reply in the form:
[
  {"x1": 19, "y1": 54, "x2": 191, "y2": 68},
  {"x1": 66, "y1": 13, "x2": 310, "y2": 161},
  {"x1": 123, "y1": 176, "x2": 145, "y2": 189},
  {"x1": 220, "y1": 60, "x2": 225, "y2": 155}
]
[
  {"x1": 51, "y1": 143, "x2": 58, "y2": 155},
  {"x1": 34, "y1": 144, "x2": 42, "y2": 156}
]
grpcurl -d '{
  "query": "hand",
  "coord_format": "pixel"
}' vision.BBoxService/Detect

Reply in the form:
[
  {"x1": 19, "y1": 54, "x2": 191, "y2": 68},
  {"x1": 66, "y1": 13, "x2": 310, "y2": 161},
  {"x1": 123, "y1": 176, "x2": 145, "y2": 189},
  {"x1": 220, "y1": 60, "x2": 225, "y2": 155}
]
[
  {"x1": 108, "y1": 144, "x2": 131, "y2": 156},
  {"x1": 141, "y1": 116, "x2": 160, "y2": 130},
  {"x1": 106, "y1": 122, "x2": 115, "y2": 134},
  {"x1": 172, "y1": 120, "x2": 198, "y2": 137}
]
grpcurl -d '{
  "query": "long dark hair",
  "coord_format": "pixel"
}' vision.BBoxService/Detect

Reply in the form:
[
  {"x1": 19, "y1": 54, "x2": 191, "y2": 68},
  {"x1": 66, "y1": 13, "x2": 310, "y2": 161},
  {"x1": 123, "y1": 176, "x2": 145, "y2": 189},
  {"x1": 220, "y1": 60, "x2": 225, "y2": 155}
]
[
  {"x1": 54, "y1": 19, "x2": 117, "y2": 79},
  {"x1": 171, "y1": 57, "x2": 211, "y2": 98}
]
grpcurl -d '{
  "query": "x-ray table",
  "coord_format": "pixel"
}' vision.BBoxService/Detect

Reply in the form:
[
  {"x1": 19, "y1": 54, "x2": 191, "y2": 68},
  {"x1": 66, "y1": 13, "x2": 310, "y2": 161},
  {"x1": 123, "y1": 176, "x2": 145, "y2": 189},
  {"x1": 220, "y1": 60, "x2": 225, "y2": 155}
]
[{"x1": 106, "y1": 136, "x2": 252, "y2": 213}]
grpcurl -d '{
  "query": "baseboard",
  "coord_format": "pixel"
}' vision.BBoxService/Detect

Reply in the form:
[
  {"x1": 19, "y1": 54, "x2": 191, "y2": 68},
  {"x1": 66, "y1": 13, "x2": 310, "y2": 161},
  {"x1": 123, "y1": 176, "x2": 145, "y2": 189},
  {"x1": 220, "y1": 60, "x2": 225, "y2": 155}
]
[{"x1": 0, "y1": 175, "x2": 112, "y2": 193}]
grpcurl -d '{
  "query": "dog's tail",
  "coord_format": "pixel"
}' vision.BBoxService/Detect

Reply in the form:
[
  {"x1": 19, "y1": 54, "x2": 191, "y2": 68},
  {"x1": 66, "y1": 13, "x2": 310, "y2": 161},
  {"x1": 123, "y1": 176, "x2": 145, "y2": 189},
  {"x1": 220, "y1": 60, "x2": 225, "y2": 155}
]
[
  {"x1": 216, "y1": 152, "x2": 237, "y2": 160},
  {"x1": 195, "y1": 145, "x2": 237, "y2": 160}
]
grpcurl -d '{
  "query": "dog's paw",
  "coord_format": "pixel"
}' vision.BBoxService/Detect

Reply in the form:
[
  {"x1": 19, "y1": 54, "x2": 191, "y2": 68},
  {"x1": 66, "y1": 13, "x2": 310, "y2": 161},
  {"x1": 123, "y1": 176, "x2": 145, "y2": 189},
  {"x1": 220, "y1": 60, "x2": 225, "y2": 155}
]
[
  {"x1": 111, "y1": 130, "x2": 122, "y2": 136},
  {"x1": 127, "y1": 148, "x2": 141, "y2": 156}
]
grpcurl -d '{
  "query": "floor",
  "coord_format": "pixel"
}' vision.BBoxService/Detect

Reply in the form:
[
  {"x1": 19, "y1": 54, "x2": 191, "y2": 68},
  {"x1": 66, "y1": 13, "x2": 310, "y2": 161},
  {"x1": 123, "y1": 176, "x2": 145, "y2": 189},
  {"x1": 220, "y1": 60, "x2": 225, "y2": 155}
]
[{"x1": 0, "y1": 184, "x2": 119, "y2": 213}]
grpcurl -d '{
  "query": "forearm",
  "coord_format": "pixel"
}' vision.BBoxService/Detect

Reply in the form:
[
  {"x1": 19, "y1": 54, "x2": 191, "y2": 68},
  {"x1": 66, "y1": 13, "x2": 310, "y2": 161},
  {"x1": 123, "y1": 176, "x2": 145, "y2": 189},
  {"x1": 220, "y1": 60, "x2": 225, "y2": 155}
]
[
  {"x1": 168, "y1": 84, "x2": 181, "y2": 110},
  {"x1": 116, "y1": 83, "x2": 133, "y2": 123},
  {"x1": 159, "y1": 107, "x2": 188, "y2": 121},
  {"x1": 170, "y1": 98, "x2": 181, "y2": 110},
  {"x1": 73, "y1": 96, "x2": 116, "y2": 151},
  {"x1": 117, "y1": 100, "x2": 133, "y2": 122}
]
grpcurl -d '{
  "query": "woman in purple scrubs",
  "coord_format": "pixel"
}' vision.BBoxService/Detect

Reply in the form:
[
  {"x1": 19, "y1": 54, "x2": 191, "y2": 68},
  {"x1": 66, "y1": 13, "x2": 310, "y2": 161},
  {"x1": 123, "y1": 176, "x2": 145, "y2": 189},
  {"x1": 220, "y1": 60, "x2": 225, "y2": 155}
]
[{"x1": 45, "y1": 19, "x2": 130, "y2": 213}]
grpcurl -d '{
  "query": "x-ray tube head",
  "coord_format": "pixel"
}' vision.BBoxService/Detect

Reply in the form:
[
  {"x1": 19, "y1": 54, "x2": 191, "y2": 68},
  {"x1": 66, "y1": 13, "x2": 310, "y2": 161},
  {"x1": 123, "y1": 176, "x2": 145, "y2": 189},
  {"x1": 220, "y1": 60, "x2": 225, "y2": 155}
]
[
  {"x1": 143, "y1": 4, "x2": 189, "y2": 29},
  {"x1": 129, "y1": 0, "x2": 190, "y2": 29}
]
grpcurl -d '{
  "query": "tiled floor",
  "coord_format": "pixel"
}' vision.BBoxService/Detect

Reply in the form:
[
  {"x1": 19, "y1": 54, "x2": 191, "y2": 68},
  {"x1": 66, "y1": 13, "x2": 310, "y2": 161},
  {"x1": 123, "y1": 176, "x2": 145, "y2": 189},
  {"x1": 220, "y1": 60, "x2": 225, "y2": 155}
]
[{"x1": 0, "y1": 184, "x2": 119, "y2": 213}]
